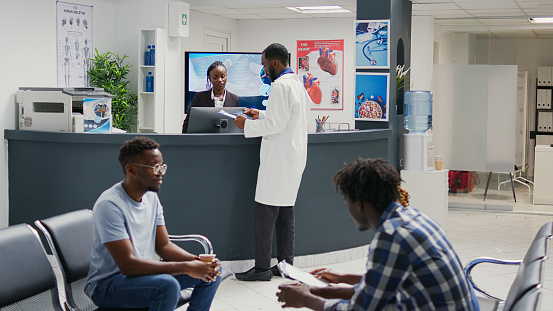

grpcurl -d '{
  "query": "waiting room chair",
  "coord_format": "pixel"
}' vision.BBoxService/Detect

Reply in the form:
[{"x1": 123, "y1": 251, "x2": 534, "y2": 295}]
[
  {"x1": 35, "y1": 209, "x2": 230, "y2": 311},
  {"x1": 511, "y1": 290, "x2": 542, "y2": 311},
  {"x1": 464, "y1": 221, "x2": 552, "y2": 311},
  {"x1": 0, "y1": 224, "x2": 64, "y2": 311}
]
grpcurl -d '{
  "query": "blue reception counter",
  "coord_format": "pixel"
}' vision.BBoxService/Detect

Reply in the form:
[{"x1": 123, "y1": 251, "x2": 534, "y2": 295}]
[{"x1": 5, "y1": 129, "x2": 391, "y2": 260}]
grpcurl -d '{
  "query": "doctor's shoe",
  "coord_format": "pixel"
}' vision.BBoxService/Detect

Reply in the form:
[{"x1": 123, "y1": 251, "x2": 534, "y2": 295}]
[
  {"x1": 270, "y1": 265, "x2": 281, "y2": 277},
  {"x1": 235, "y1": 267, "x2": 272, "y2": 281}
]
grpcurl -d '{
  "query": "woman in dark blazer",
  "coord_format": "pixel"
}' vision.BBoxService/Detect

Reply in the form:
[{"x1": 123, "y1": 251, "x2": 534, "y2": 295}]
[{"x1": 182, "y1": 61, "x2": 240, "y2": 133}]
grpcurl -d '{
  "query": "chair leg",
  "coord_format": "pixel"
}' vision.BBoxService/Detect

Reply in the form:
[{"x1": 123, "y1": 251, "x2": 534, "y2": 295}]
[
  {"x1": 483, "y1": 172, "x2": 493, "y2": 201},
  {"x1": 509, "y1": 173, "x2": 516, "y2": 202}
]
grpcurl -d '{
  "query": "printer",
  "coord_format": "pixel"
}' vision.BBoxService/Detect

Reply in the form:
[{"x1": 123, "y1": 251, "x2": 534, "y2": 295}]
[{"x1": 16, "y1": 87, "x2": 114, "y2": 132}]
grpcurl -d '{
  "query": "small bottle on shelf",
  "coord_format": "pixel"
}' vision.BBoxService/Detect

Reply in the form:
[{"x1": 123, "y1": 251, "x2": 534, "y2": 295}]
[
  {"x1": 150, "y1": 45, "x2": 155, "y2": 66},
  {"x1": 145, "y1": 72, "x2": 154, "y2": 92},
  {"x1": 144, "y1": 45, "x2": 151, "y2": 66}
]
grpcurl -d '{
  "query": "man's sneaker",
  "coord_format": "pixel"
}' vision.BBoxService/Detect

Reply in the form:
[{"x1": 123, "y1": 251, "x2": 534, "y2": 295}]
[{"x1": 235, "y1": 267, "x2": 272, "y2": 281}]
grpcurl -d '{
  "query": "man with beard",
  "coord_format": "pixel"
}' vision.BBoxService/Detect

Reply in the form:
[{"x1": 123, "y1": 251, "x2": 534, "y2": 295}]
[
  {"x1": 85, "y1": 136, "x2": 221, "y2": 311},
  {"x1": 276, "y1": 158, "x2": 478, "y2": 311},
  {"x1": 234, "y1": 43, "x2": 312, "y2": 281}
]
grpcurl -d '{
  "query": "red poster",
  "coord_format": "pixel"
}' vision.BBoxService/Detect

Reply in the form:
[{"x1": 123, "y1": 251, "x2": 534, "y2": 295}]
[{"x1": 297, "y1": 40, "x2": 344, "y2": 110}]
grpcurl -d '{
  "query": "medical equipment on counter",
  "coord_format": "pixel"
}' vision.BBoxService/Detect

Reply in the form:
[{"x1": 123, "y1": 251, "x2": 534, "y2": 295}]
[{"x1": 16, "y1": 87, "x2": 114, "y2": 132}]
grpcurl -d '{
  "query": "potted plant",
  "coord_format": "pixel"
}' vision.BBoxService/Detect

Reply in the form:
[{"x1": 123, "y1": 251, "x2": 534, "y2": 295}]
[
  {"x1": 87, "y1": 49, "x2": 138, "y2": 132},
  {"x1": 396, "y1": 64, "x2": 410, "y2": 114}
]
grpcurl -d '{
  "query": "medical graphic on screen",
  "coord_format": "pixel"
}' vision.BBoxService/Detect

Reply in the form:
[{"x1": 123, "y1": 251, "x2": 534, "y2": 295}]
[{"x1": 185, "y1": 52, "x2": 271, "y2": 112}]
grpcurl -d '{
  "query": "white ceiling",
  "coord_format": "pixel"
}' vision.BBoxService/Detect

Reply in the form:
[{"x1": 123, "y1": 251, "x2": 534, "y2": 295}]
[{"x1": 184, "y1": 0, "x2": 553, "y2": 39}]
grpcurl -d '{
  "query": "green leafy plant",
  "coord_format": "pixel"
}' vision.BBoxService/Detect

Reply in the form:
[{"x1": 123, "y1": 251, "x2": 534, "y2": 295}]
[{"x1": 88, "y1": 49, "x2": 137, "y2": 132}]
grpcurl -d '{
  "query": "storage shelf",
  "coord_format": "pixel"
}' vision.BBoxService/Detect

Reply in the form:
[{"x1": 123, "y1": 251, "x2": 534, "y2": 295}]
[{"x1": 137, "y1": 28, "x2": 165, "y2": 133}]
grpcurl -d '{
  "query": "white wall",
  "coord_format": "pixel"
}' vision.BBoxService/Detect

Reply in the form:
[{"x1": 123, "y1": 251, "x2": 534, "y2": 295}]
[
  {"x1": 111, "y1": 0, "x2": 239, "y2": 133},
  {"x1": 0, "y1": 0, "x2": 115, "y2": 228},
  {"x1": 410, "y1": 16, "x2": 435, "y2": 91}
]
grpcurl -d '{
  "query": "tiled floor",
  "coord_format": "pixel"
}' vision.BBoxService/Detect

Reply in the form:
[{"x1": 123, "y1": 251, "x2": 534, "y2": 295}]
[
  {"x1": 201, "y1": 211, "x2": 553, "y2": 311},
  {"x1": 53, "y1": 172, "x2": 553, "y2": 310}
]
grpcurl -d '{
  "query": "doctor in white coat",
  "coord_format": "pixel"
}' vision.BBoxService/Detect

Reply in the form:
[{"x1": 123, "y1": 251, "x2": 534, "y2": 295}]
[{"x1": 234, "y1": 43, "x2": 312, "y2": 281}]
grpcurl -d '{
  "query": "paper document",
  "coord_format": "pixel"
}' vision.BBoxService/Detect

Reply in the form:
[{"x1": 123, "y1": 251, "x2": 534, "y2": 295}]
[
  {"x1": 218, "y1": 109, "x2": 237, "y2": 119},
  {"x1": 277, "y1": 261, "x2": 329, "y2": 287},
  {"x1": 218, "y1": 109, "x2": 251, "y2": 120}
]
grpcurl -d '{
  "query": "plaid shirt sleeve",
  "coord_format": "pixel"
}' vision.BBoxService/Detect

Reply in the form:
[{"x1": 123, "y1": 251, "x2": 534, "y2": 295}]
[{"x1": 324, "y1": 230, "x2": 409, "y2": 311}]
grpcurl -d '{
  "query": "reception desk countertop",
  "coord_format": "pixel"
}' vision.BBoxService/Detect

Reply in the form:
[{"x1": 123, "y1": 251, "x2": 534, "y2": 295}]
[{"x1": 6, "y1": 129, "x2": 391, "y2": 260}]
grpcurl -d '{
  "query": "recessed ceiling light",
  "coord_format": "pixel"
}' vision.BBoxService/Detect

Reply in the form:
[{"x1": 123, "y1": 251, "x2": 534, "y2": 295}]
[
  {"x1": 286, "y1": 5, "x2": 351, "y2": 14},
  {"x1": 529, "y1": 17, "x2": 553, "y2": 24}
]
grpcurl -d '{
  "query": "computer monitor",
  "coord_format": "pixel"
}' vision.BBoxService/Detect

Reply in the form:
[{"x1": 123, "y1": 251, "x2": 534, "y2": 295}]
[
  {"x1": 185, "y1": 52, "x2": 268, "y2": 114},
  {"x1": 184, "y1": 51, "x2": 291, "y2": 113},
  {"x1": 186, "y1": 107, "x2": 245, "y2": 134}
]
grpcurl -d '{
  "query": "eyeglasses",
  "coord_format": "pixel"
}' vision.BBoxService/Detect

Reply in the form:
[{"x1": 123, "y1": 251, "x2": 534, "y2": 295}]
[{"x1": 131, "y1": 163, "x2": 168, "y2": 175}]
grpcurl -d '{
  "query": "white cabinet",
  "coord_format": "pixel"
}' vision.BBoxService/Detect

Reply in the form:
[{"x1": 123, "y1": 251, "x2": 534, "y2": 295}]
[
  {"x1": 137, "y1": 28, "x2": 166, "y2": 133},
  {"x1": 401, "y1": 170, "x2": 449, "y2": 229},
  {"x1": 533, "y1": 145, "x2": 553, "y2": 204}
]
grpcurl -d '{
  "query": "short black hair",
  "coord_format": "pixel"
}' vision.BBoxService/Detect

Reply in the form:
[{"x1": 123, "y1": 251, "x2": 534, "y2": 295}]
[
  {"x1": 263, "y1": 43, "x2": 289, "y2": 67},
  {"x1": 207, "y1": 61, "x2": 225, "y2": 77},
  {"x1": 118, "y1": 136, "x2": 160, "y2": 174},
  {"x1": 332, "y1": 158, "x2": 401, "y2": 212}
]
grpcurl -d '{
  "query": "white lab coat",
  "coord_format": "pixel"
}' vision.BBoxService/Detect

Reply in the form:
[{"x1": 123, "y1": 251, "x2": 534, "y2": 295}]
[{"x1": 244, "y1": 74, "x2": 312, "y2": 206}]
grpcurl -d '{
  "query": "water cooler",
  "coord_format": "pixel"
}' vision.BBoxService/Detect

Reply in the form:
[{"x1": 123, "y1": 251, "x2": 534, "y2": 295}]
[{"x1": 403, "y1": 91, "x2": 434, "y2": 171}]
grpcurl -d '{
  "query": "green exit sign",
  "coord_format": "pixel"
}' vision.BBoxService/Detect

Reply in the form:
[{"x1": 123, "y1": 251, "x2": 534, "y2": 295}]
[{"x1": 182, "y1": 14, "x2": 187, "y2": 25}]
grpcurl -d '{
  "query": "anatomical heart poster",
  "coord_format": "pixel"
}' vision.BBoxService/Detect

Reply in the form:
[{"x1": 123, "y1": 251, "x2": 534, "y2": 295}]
[{"x1": 297, "y1": 40, "x2": 344, "y2": 110}]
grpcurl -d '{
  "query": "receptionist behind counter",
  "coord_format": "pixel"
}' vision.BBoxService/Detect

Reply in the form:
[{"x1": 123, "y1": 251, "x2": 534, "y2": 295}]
[{"x1": 182, "y1": 61, "x2": 240, "y2": 133}]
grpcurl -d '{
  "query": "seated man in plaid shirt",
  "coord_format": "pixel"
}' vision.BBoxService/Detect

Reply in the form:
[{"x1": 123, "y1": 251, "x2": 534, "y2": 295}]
[{"x1": 277, "y1": 158, "x2": 479, "y2": 311}]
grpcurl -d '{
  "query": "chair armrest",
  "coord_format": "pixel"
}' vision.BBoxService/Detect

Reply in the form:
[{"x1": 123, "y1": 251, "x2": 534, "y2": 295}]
[
  {"x1": 168, "y1": 234, "x2": 213, "y2": 255},
  {"x1": 464, "y1": 257, "x2": 521, "y2": 301}
]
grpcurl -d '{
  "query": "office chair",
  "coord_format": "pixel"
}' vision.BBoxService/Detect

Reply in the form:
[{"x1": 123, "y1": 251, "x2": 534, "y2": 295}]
[{"x1": 0, "y1": 224, "x2": 64, "y2": 311}]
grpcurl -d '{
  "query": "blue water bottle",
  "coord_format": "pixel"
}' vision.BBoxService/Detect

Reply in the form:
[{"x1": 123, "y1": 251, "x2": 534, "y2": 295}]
[
  {"x1": 150, "y1": 45, "x2": 155, "y2": 66},
  {"x1": 404, "y1": 91, "x2": 432, "y2": 132},
  {"x1": 144, "y1": 45, "x2": 151, "y2": 66},
  {"x1": 146, "y1": 72, "x2": 154, "y2": 92}
]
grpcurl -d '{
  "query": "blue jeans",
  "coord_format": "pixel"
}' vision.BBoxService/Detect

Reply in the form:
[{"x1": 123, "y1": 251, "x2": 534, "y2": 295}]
[{"x1": 92, "y1": 273, "x2": 221, "y2": 311}]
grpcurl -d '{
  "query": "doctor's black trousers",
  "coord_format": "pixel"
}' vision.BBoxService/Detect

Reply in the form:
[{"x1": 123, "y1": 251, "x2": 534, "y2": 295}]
[{"x1": 254, "y1": 202, "x2": 295, "y2": 270}]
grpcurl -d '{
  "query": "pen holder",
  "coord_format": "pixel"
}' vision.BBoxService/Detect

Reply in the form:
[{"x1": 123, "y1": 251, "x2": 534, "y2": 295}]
[{"x1": 316, "y1": 120, "x2": 326, "y2": 132}]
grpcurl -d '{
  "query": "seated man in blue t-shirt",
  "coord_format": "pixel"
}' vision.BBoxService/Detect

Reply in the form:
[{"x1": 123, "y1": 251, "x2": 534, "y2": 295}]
[
  {"x1": 277, "y1": 158, "x2": 479, "y2": 311},
  {"x1": 85, "y1": 136, "x2": 221, "y2": 311}
]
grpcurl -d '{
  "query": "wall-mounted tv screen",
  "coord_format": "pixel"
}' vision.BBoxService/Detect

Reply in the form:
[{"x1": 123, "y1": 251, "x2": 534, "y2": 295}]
[{"x1": 185, "y1": 52, "x2": 271, "y2": 113}]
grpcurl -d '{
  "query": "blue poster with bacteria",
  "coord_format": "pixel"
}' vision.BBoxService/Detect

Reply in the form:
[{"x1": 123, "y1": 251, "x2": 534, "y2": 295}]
[{"x1": 355, "y1": 73, "x2": 389, "y2": 122}]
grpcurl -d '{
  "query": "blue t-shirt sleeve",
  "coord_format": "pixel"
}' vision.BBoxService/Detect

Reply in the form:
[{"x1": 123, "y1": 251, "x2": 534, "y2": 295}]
[
  {"x1": 154, "y1": 194, "x2": 165, "y2": 227},
  {"x1": 94, "y1": 200, "x2": 130, "y2": 244}
]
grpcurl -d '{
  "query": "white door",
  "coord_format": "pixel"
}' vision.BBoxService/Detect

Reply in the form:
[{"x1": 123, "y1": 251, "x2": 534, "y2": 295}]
[{"x1": 204, "y1": 29, "x2": 230, "y2": 52}]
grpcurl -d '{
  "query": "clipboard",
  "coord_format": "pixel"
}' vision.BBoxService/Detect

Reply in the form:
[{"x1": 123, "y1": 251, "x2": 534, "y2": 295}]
[{"x1": 277, "y1": 261, "x2": 329, "y2": 287}]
